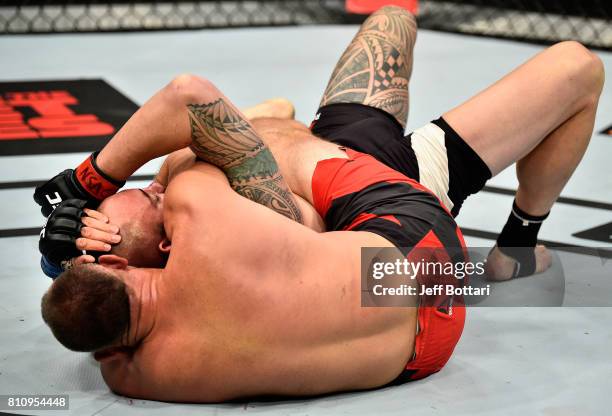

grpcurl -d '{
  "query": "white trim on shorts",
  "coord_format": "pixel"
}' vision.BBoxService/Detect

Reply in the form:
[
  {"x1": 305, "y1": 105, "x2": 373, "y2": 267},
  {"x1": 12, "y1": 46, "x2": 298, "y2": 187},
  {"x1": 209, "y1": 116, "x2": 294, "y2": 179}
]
[{"x1": 409, "y1": 122, "x2": 454, "y2": 212}]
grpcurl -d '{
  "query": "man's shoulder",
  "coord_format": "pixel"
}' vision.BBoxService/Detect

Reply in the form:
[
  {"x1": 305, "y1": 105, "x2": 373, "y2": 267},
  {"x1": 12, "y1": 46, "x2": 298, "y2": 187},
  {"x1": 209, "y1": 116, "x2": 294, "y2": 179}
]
[
  {"x1": 168, "y1": 162, "x2": 228, "y2": 193},
  {"x1": 98, "y1": 337, "x2": 183, "y2": 401},
  {"x1": 161, "y1": 163, "x2": 233, "y2": 241},
  {"x1": 165, "y1": 163, "x2": 231, "y2": 211}
]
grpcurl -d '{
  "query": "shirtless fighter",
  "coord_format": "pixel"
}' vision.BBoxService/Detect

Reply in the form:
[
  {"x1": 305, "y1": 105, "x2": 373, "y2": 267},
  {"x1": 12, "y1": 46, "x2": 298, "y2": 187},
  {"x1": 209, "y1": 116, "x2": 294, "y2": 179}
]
[{"x1": 35, "y1": 6, "x2": 604, "y2": 401}]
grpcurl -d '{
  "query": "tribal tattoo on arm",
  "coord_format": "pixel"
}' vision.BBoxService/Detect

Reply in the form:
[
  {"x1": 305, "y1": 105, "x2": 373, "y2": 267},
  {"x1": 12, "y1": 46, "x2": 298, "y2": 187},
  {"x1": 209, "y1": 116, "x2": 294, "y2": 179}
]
[
  {"x1": 187, "y1": 99, "x2": 303, "y2": 223},
  {"x1": 319, "y1": 6, "x2": 417, "y2": 127}
]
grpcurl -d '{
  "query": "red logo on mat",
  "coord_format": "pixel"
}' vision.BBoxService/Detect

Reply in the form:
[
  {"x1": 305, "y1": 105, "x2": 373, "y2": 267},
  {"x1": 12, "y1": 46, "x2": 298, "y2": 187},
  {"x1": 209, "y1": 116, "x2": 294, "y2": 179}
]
[{"x1": 0, "y1": 90, "x2": 115, "y2": 140}]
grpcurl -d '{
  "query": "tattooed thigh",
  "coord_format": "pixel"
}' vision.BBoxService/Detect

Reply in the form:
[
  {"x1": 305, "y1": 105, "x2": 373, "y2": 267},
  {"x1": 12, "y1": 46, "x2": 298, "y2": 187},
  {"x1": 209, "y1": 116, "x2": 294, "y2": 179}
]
[{"x1": 319, "y1": 6, "x2": 417, "y2": 127}]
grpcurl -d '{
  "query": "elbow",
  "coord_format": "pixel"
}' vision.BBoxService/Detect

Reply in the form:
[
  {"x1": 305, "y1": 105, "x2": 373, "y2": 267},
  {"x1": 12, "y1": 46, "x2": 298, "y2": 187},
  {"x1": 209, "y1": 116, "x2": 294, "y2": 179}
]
[{"x1": 164, "y1": 74, "x2": 218, "y2": 107}]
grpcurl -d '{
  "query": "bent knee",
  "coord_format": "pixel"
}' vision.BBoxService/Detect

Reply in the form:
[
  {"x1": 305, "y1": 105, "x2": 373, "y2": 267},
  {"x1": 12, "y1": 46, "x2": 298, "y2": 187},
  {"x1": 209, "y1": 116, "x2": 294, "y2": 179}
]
[
  {"x1": 378, "y1": 5, "x2": 416, "y2": 19},
  {"x1": 370, "y1": 5, "x2": 417, "y2": 31},
  {"x1": 165, "y1": 74, "x2": 216, "y2": 104},
  {"x1": 551, "y1": 41, "x2": 604, "y2": 96}
]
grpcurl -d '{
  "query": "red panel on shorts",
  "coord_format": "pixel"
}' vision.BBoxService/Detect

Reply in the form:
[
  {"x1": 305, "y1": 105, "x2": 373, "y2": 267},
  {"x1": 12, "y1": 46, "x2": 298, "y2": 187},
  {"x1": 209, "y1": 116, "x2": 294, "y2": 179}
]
[
  {"x1": 311, "y1": 149, "x2": 465, "y2": 381},
  {"x1": 405, "y1": 230, "x2": 466, "y2": 379},
  {"x1": 405, "y1": 302, "x2": 465, "y2": 380},
  {"x1": 345, "y1": 212, "x2": 402, "y2": 231},
  {"x1": 312, "y1": 149, "x2": 433, "y2": 218}
]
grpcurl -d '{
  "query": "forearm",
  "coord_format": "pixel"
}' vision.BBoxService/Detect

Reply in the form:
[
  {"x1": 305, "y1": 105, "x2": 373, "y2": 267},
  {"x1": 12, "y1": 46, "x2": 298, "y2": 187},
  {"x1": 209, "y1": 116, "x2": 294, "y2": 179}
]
[
  {"x1": 95, "y1": 78, "x2": 195, "y2": 181},
  {"x1": 187, "y1": 96, "x2": 303, "y2": 223}
]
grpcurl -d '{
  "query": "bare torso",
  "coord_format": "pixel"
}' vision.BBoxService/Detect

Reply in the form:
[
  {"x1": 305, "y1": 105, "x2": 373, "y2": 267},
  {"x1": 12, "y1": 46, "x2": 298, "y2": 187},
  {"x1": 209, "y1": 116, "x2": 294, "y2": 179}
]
[{"x1": 101, "y1": 120, "x2": 418, "y2": 402}]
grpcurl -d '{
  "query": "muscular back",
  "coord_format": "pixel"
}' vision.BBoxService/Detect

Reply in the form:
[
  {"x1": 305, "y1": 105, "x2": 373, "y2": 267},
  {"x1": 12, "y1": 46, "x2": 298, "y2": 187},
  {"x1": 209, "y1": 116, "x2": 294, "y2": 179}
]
[{"x1": 104, "y1": 163, "x2": 417, "y2": 402}]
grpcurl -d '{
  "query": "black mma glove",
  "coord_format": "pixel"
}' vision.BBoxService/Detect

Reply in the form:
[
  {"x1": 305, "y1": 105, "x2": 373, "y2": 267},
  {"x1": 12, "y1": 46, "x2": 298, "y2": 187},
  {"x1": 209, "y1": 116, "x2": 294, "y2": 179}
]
[
  {"x1": 33, "y1": 151, "x2": 125, "y2": 217},
  {"x1": 39, "y1": 199, "x2": 88, "y2": 267}
]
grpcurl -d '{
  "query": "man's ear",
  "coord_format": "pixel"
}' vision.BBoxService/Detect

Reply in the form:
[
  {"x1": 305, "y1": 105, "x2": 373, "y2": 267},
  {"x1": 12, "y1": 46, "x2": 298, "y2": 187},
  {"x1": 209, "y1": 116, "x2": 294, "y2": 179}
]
[
  {"x1": 94, "y1": 347, "x2": 130, "y2": 363},
  {"x1": 158, "y1": 237, "x2": 171, "y2": 254},
  {"x1": 98, "y1": 255, "x2": 129, "y2": 270}
]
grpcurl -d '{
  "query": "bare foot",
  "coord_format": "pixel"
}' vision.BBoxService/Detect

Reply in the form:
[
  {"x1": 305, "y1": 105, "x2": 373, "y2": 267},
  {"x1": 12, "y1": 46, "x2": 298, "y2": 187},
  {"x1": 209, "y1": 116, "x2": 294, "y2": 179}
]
[
  {"x1": 242, "y1": 98, "x2": 295, "y2": 120},
  {"x1": 485, "y1": 245, "x2": 552, "y2": 281}
]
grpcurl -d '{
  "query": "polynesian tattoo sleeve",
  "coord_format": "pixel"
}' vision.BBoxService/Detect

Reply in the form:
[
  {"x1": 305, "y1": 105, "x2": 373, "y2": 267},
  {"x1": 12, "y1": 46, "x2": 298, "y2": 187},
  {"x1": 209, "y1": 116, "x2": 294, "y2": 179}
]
[
  {"x1": 187, "y1": 99, "x2": 303, "y2": 223},
  {"x1": 319, "y1": 6, "x2": 417, "y2": 127}
]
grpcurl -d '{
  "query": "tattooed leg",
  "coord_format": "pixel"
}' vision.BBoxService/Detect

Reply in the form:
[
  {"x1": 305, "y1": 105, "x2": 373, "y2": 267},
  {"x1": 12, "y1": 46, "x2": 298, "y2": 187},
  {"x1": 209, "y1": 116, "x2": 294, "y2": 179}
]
[{"x1": 319, "y1": 6, "x2": 417, "y2": 128}]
